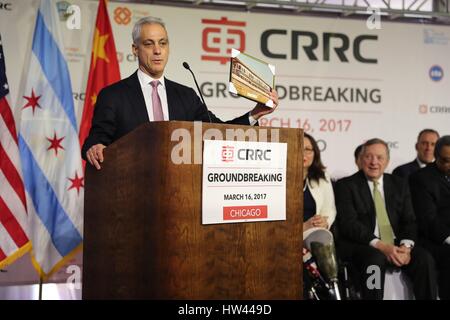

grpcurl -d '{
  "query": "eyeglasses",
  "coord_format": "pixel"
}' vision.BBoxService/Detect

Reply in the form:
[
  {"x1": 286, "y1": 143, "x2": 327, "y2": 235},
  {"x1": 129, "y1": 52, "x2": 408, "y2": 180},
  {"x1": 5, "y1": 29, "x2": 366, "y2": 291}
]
[{"x1": 304, "y1": 148, "x2": 314, "y2": 155}]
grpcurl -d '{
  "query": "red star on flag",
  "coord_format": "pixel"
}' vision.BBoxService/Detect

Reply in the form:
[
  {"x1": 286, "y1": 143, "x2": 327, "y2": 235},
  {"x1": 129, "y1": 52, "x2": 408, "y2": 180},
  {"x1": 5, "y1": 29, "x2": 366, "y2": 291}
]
[
  {"x1": 68, "y1": 171, "x2": 84, "y2": 195},
  {"x1": 46, "y1": 132, "x2": 65, "y2": 156},
  {"x1": 23, "y1": 89, "x2": 42, "y2": 114}
]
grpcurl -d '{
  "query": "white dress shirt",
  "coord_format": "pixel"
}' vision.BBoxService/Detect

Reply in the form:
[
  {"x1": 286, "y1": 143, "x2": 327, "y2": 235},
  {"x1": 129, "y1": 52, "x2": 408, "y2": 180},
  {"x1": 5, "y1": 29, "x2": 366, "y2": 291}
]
[{"x1": 415, "y1": 157, "x2": 428, "y2": 169}]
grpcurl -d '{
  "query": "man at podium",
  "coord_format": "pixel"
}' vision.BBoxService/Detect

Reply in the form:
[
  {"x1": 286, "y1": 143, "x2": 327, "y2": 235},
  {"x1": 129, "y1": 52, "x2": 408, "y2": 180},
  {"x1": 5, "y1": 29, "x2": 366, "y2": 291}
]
[{"x1": 82, "y1": 16, "x2": 278, "y2": 170}]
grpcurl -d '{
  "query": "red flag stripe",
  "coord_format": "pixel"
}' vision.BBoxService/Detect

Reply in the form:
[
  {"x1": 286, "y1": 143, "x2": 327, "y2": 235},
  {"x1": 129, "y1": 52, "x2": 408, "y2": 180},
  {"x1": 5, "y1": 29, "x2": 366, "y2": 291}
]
[
  {"x1": 0, "y1": 169, "x2": 28, "y2": 234},
  {"x1": 0, "y1": 109, "x2": 21, "y2": 167},
  {"x1": 0, "y1": 143, "x2": 27, "y2": 210},
  {"x1": 0, "y1": 196, "x2": 29, "y2": 248},
  {"x1": 0, "y1": 98, "x2": 18, "y2": 144},
  {"x1": 0, "y1": 108, "x2": 27, "y2": 210}
]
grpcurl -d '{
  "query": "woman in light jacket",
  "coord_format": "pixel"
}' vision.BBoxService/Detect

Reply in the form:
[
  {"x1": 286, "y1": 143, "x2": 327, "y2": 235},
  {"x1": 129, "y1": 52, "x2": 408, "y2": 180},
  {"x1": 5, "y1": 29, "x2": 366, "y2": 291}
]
[{"x1": 303, "y1": 133, "x2": 336, "y2": 239}]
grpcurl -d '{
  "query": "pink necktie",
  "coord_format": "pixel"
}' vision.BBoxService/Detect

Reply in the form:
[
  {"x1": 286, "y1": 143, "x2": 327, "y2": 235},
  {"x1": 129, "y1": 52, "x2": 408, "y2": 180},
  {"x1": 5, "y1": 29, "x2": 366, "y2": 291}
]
[{"x1": 150, "y1": 80, "x2": 164, "y2": 121}]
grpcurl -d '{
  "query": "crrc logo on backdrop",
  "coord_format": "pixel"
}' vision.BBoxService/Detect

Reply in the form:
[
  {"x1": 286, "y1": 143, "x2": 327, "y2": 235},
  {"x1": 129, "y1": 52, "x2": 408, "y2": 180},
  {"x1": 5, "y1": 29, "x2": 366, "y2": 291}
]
[{"x1": 201, "y1": 16, "x2": 246, "y2": 65}]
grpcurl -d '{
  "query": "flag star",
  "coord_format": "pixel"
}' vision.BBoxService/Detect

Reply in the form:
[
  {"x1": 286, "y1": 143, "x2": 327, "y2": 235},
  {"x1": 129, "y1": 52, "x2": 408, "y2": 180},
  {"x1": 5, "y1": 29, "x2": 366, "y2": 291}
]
[
  {"x1": 91, "y1": 93, "x2": 97, "y2": 106},
  {"x1": 3, "y1": 83, "x2": 8, "y2": 90},
  {"x1": 46, "y1": 132, "x2": 65, "y2": 156},
  {"x1": 92, "y1": 27, "x2": 110, "y2": 68},
  {"x1": 68, "y1": 171, "x2": 84, "y2": 195},
  {"x1": 23, "y1": 89, "x2": 42, "y2": 114}
]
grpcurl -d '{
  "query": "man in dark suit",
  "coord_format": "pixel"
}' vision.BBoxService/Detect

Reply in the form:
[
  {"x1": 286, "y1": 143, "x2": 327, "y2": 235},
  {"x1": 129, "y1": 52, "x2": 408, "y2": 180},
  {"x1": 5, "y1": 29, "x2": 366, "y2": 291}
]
[
  {"x1": 82, "y1": 16, "x2": 278, "y2": 169},
  {"x1": 392, "y1": 129, "x2": 439, "y2": 179},
  {"x1": 410, "y1": 135, "x2": 450, "y2": 299},
  {"x1": 335, "y1": 138, "x2": 437, "y2": 300}
]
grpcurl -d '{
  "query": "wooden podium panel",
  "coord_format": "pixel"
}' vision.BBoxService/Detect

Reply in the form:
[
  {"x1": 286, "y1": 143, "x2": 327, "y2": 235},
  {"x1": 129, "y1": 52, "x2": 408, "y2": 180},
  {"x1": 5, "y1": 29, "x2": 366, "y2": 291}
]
[{"x1": 83, "y1": 121, "x2": 303, "y2": 299}]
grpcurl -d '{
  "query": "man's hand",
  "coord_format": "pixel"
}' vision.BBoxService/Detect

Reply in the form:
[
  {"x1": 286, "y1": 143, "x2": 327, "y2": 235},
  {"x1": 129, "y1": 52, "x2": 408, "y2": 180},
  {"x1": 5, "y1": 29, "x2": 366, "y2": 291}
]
[
  {"x1": 250, "y1": 90, "x2": 279, "y2": 120},
  {"x1": 86, "y1": 144, "x2": 106, "y2": 170},
  {"x1": 375, "y1": 241, "x2": 409, "y2": 267},
  {"x1": 398, "y1": 245, "x2": 412, "y2": 265}
]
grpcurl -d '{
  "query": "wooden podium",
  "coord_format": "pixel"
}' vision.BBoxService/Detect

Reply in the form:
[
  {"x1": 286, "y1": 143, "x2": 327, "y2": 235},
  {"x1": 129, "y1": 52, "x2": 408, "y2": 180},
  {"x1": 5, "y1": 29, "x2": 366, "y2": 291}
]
[{"x1": 82, "y1": 121, "x2": 303, "y2": 299}]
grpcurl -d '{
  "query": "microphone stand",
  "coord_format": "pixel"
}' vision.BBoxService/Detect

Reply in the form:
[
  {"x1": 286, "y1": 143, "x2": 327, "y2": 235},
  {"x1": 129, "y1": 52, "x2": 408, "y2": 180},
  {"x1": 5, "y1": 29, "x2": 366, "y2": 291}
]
[{"x1": 182, "y1": 62, "x2": 212, "y2": 123}]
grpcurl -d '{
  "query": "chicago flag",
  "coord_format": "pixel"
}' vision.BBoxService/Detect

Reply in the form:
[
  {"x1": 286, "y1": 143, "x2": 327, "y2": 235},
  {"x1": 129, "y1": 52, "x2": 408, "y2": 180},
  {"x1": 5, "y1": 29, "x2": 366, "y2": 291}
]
[{"x1": 18, "y1": 0, "x2": 83, "y2": 277}]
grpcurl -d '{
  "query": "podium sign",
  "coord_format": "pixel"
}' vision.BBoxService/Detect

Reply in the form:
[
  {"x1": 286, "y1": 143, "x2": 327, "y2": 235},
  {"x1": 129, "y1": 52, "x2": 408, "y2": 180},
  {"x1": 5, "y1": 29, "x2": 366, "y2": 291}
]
[{"x1": 202, "y1": 139, "x2": 287, "y2": 225}]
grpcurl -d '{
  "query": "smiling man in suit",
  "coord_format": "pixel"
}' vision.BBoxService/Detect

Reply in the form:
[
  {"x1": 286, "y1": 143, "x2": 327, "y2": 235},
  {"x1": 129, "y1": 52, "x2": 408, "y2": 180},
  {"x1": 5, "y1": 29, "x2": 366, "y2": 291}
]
[
  {"x1": 335, "y1": 138, "x2": 437, "y2": 300},
  {"x1": 82, "y1": 16, "x2": 278, "y2": 169}
]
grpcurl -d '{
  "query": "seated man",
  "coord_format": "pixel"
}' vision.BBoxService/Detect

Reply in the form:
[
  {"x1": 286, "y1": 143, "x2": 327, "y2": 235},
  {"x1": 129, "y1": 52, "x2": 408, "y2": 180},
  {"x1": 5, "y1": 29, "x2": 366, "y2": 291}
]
[
  {"x1": 335, "y1": 138, "x2": 437, "y2": 300},
  {"x1": 393, "y1": 129, "x2": 439, "y2": 179},
  {"x1": 410, "y1": 135, "x2": 450, "y2": 300}
]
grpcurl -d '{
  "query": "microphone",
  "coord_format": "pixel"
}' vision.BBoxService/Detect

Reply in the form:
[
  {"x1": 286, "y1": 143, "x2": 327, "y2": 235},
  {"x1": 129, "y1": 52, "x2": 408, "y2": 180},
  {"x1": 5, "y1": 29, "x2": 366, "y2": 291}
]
[
  {"x1": 303, "y1": 248, "x2": 329, "y2": 286},
  {"x1": 183, "y1": 62, "x2": 212, "y2": 123},
  {"x1": 304, "y1": 229, "x2": 342, "y2": 300},
  {"x1": 303, "y1": 247, "x2": 337, "y2": 300}
]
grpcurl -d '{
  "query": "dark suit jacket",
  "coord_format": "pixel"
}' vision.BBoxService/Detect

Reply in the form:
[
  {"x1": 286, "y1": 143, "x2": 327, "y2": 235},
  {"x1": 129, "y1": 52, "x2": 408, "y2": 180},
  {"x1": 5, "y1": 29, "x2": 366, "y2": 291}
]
[
  {"x1": 82, "y1": 71, "x2": 251, "y2": 158},
  {"x1": 335, "y1": 171, "x2": 417, "y2": 248},
  {"x1": 409, "y1": 163, "x2": 450, "y2": 244},
  {"x1": 392, "y1": 159, "x2": 420, "y2": 179}
]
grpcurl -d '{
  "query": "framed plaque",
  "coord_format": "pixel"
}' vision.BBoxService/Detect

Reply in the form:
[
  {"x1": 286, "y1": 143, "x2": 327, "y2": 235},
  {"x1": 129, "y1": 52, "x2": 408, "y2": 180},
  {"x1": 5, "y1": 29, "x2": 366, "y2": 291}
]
[{"x1": 229, "y1": 49, "x2": 276, "y2": 107}]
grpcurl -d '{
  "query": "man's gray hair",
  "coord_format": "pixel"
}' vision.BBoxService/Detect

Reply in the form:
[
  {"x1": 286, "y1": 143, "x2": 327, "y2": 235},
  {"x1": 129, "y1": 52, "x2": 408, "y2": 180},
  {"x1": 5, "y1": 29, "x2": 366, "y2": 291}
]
[
  {"x1": 362, "y1": 138, "x2": 390, "y2": 159},
  {"x1": 132, "y1": 16, "x2": 166, "y2": 45}
]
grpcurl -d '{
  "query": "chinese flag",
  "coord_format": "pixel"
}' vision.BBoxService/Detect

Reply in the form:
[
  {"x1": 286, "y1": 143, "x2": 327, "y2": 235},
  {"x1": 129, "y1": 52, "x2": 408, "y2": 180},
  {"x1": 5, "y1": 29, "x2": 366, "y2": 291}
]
[{"x1": 79, "y1": 0, "x2": 120, "y2": 154}]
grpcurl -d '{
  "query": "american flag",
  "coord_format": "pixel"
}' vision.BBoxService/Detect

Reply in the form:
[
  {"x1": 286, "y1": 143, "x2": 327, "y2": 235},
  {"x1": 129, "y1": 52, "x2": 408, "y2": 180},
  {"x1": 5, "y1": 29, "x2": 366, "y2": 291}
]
[{"x1": 0, "y1": 33, "x2": 31, "y2": 268}]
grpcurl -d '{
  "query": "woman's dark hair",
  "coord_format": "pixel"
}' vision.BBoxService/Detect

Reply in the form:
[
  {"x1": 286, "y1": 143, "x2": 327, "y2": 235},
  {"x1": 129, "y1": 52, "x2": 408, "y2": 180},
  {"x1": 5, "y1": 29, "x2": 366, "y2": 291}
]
[{"x1": 304, "y1": 133, "x2": 326, "y2": 183}]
